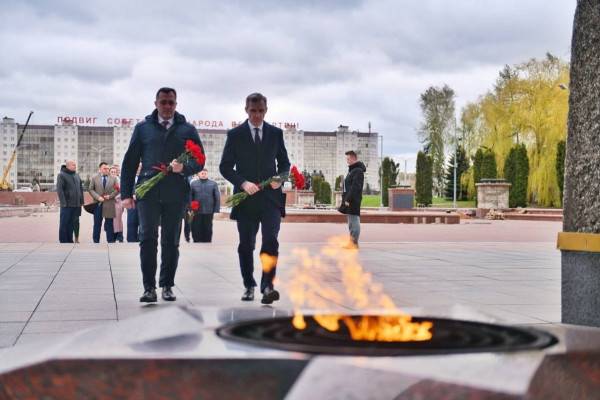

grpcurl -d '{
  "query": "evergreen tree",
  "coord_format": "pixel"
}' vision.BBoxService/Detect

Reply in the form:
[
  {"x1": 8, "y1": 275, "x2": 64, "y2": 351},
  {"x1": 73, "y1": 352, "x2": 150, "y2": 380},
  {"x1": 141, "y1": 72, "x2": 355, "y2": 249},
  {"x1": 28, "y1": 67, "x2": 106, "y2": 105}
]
[
  {"x1": 473, "y1": 147, "x2": 497, "y2": 183},
  {"x1": 321, "y1": 181, "x2": 332, "y2": 204},
  {"x1": 335, "y1": 175, "x2": 343, "y2": 191},
  {"x1": 415, "y1": 151, "x2": 433, "y2": 206},
  {"x1": 311, "y1": 175, "x2": 332, "y2": 204},
  {"x1": 504, "y1": 144, "x2": 529, "y2": 207},
  {"x1": 444, "y1": 146, "x2": 469, "y2": 200},
  {"x1": 379, "y1": 157, "x2": 399, "y2": 206},
  {"x1": 312, "y1": 175, "x2": 323, "y2": 203},
  {"x1": 556, "y1": 140, "x2": 566, "y2": 204}
]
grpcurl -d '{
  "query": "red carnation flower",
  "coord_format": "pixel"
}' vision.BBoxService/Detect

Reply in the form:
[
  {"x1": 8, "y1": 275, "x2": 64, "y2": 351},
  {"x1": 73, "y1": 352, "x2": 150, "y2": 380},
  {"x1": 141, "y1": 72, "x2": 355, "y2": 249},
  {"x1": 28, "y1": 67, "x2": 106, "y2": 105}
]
[
  {"x1": 190, "y1": 200, "x2": 200, "y2": 211},
  {"x1": 291, "y1": 166, "x2": 305, "y2": 190},
  {"x1": 185, "y1": 140, "x2": 206, "y2": 165}
]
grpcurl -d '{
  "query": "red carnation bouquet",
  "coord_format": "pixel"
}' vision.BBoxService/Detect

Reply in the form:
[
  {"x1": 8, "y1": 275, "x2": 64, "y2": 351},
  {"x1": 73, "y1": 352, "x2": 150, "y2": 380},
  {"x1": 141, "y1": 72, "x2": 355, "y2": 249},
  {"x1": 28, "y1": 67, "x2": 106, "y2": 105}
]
[
  {"x1": 186, "y1": 200, "x2": 200, "y2": 223},
  {"x1": 135, "y1": 140, "x2": 205, "y2": 199}
]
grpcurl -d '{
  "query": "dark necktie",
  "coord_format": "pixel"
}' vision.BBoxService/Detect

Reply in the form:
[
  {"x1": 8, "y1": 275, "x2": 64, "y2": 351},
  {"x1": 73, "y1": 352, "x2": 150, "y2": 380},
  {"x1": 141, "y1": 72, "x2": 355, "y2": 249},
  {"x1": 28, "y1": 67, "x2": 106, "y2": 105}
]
[
  {"x1": 254, "y1": 127, "x2": 261, "y2": 145},
  {"x1": 102, "y1": 175, "x2": 107, "y2": 188},
  {"x1": 161, "y1": 120, "x2": 169, "y2": 130}
]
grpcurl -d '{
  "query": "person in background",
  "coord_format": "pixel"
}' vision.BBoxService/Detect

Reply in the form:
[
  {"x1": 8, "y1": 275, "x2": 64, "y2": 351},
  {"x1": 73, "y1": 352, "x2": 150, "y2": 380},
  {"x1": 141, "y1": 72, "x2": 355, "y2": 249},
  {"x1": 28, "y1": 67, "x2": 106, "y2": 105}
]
[
  {"x1": 88, "y1": 162, "x2": 118, "y2": 243},
  {"x1": 56, "y1": 160, "x2": 83, "y2": 243},
  {"x1": 110, "y1": 165, "x2": 124, "y2": 242},
  {"x1": 126, "y1": 165, "x2": 141, "y2": 243},
  {"x1": 341, "y1": 150, "x2": 366, "y2": 249},
  {"x1": 183, "y1": 174, "x2": 198, "y2": 243},
  {"x1": 189, "y1": 169, "x2": 221, "y2": 242}
]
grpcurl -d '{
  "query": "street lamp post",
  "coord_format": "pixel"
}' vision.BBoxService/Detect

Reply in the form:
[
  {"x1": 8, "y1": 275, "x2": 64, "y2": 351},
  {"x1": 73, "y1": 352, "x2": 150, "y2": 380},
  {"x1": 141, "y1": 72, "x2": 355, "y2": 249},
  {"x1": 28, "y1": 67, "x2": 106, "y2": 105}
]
[
  {"x1": 91, "y1": 146, "x2": 109, "y2": 166},
  {"x1": 379, "y1": 135, "x2": 384, "y2": 208},
  {"x1": 452, "y1": 120, "x2": 459, "y2": 209}
]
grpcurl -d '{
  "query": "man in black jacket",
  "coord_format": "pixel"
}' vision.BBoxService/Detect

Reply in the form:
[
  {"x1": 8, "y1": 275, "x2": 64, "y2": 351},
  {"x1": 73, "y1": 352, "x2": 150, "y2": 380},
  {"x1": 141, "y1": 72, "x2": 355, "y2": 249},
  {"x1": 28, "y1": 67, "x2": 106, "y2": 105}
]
[
  {"x1": 341, "y1": 151, "x2": 366, "y2": 249},
  {"x1": 220, "y1": 93, "x2": 290, "y2": 304},
  {"x1": 56, "y1": 160, "x2": 84, "y2": 243},
  {"x1": 121, "y1": 87, "x2": 204, "y2": 303},
  {"x1": 190, "y1": 169, "x2": 220, "y2": 242}
]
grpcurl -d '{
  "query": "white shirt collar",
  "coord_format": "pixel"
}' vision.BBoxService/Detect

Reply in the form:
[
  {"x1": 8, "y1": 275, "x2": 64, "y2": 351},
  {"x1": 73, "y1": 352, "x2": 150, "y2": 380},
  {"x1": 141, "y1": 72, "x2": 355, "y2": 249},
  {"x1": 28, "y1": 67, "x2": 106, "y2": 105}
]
[
  {"x1": 158, "y1": 115, "x2": 174, "y2": 128},
  {"x1": 248, "y1": 120, "x2": 264, "y2": 131}
]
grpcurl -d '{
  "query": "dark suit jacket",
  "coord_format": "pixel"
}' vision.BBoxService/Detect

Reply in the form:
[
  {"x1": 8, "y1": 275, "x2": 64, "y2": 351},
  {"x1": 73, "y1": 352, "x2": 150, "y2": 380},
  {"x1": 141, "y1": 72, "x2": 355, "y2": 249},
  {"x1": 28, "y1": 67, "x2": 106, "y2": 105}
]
[
  {"x1": 219, "y1": 120, "x2": 290, "y2": 219},
  {"x1": 120, "y1": 110, "x2": 204, "y2": 203}
]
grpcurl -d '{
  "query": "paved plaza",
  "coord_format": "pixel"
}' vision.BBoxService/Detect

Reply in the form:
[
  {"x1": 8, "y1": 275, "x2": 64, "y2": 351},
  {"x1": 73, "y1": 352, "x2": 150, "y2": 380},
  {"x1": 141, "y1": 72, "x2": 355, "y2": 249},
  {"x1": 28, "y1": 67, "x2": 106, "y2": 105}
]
[{"x1": 0, "y1": 212, "x2": 563, "y2": 350}]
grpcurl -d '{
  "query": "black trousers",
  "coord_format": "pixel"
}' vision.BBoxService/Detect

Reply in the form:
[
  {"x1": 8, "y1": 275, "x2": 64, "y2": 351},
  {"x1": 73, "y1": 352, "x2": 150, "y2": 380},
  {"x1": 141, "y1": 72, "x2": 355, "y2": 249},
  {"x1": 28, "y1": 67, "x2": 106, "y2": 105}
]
[
  {"x1": 93, "y1": 204, "x2": 114, "y2": 243},
  {"x1": 126, "y1": 208, "x2": 139, "y2": 242},
  {"x1": 59, "y1": 207, "x2": 78, "y2": 243},
  {"x1": 192, "y1": 213, "x2": 214, "y2": 242},
  {"x1": 183, "y1": 213, "x2": 191, "y2": 241},
  {"x1": 236, "y1": 206, "x2": 281, "y2": 292},
  {"x1": 137, "y1": 199, "x2": 185, "y2": 290}
]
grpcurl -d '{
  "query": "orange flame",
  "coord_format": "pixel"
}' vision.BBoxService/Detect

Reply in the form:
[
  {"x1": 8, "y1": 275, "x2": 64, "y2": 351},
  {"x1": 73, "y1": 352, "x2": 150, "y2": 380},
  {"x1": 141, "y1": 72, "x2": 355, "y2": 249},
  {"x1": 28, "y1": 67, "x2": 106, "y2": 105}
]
[
  {"x1": 260, "y1": 253, "x2": 278, "y2": 273},
  {"x1": 286, "y1": 236, "x2": 433, "y2": 342}
]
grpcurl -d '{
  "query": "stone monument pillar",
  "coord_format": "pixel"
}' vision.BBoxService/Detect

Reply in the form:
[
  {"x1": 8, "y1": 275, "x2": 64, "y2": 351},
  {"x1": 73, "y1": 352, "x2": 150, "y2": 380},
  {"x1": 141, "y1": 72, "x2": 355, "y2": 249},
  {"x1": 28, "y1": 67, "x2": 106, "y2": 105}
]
[{"x1": 559, "y1": 0, "x2": 600, "y2": 327}]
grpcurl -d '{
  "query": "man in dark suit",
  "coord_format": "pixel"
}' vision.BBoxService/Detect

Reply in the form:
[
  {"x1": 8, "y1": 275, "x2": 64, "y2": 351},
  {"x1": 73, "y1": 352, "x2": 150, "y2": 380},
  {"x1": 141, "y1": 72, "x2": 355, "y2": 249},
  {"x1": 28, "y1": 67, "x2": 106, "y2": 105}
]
[
  {"x1": 121, "y1": 87, "x2": 204, "y2": 303},
  {"x1": 220, "y1": 93, "x2": 290, "y2": 304}
]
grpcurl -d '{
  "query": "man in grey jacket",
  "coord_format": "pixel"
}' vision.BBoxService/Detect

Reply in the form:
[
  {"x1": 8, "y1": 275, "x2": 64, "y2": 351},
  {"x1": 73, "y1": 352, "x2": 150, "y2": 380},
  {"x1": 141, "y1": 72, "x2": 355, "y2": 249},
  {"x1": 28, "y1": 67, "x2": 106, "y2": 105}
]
[
  {"x1": 56, "y1": 160, "x2": 84, "y2": 243},
  {"x1": 189, "y1": 169, "x2": 220, "y2": 242}
]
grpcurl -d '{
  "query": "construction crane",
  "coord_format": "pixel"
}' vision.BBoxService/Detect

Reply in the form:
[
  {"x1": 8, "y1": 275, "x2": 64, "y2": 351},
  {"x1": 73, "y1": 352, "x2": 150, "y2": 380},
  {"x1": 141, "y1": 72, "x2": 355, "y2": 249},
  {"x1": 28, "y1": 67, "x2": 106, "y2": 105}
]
[{"x1": 1, "y1": 111, "x2": 34, "y2": 191}]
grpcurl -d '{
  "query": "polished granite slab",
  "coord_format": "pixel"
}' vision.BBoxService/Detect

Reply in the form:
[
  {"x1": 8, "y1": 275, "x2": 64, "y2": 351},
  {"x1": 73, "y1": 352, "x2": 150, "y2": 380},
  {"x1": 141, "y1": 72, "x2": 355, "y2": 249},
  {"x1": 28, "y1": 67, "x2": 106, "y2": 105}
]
[{"x1": 1, "y1": 306, "x2": 599, "y2": 399}]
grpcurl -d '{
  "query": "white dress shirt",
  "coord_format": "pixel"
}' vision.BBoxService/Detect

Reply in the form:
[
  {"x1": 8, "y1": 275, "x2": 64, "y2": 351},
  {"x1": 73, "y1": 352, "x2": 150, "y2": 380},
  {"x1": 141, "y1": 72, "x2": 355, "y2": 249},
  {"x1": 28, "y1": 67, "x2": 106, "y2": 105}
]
[
  {"x1": 158, "y1": 116, "x2": 174, "y2": 130},
  {"x1": 248, "y1": 121, "x2": 264, "y2": 142}
]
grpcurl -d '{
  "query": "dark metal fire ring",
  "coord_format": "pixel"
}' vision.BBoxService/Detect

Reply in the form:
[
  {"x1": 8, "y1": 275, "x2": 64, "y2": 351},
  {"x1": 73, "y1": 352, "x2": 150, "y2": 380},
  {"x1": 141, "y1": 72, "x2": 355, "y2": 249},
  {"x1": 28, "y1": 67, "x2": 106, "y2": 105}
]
[{"x1": 217, "y1": 315, "x2": 558, "y2": 356}]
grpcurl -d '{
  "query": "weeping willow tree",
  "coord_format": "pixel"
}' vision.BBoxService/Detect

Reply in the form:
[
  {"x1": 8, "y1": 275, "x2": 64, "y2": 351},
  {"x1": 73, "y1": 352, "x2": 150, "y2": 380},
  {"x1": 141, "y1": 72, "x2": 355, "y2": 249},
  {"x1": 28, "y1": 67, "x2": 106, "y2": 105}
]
[{"x1": 459, "y1": 54, "x2": 569, "y2": 207}]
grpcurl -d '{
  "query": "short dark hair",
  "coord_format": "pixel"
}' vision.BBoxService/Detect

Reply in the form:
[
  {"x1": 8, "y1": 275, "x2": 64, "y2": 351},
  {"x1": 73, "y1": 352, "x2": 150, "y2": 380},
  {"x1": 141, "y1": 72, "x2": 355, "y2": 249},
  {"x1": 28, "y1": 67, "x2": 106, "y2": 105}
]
[
  {"x1": 99, "y1": 162, "x2": 108, "y2": 168},
  {"x1": 345, "y1": 150, "x2": 358, "y2": 159},
  {"x1": 156, "y1": 87, "x2": 177, "y2": 99},
  {"x1": 245, "y1": 92, "x2": 267, "y2": 107}
]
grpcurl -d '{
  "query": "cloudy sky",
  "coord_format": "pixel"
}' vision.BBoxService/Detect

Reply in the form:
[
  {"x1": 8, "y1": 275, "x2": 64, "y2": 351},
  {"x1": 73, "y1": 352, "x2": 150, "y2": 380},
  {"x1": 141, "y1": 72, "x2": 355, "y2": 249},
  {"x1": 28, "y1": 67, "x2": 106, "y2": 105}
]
[{"x1": 1, "y1": 0, "x2": 575, "y2": 170}]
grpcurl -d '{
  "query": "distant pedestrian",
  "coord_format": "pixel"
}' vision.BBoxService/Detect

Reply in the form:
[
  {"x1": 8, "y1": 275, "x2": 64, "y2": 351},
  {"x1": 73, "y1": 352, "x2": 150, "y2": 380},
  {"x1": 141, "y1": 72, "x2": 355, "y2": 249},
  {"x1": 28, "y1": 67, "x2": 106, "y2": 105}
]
[
  {"x1": 88, "y1": 162, "x2": 118, "y2": 243},
  {"x1": 183, "y1": 174, "x2": 198, "y2": 243},
  {"x1": 189, "y1": 169, "x2": 220, "y2": 242},
  {"x1": 110, "y1": 166, "x2": 124, "y2": 242},
  {"x1": 126, "y1": 165, "x2": 141, "y2": 243},
  {"x1": 340, "y1": 150, "x2": 365, "y2": 249},
  {"x1": 56, "y1": 160, "x2": 84, "y2": 243}
]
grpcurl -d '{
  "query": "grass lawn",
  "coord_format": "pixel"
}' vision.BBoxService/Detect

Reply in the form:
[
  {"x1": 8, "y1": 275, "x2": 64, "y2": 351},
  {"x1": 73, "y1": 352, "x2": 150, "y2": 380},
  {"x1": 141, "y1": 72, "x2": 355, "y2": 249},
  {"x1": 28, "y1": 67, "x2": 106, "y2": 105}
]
[
  {"x1": 431, "y1": 197, "x2": 476, "y2": 208},
  {"x1": 361, "y1": 194, "x2": 475, "y2": 208},
  {"x1": 362, "y1": 194, "x2": 383, "y2": 207}
]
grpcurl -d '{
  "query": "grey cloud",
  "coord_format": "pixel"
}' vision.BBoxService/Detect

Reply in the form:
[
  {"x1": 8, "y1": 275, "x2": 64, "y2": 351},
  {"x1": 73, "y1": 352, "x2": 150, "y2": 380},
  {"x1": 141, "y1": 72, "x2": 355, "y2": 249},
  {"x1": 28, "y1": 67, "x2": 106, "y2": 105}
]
[{"x1": 0, "y1": 0, "x2": 576, "y2": 161}]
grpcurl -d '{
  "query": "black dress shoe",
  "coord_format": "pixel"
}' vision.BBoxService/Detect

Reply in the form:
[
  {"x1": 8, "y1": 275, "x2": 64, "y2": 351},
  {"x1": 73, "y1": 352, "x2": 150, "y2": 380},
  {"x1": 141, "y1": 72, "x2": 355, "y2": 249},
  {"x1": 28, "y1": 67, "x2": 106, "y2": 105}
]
[
  {"x1": 241, "y1": 287, "x2": 254, "y2": 301},
  {"x1": 162, "y1": 287, "x2": 177, "y2": 301},
  {"x1": 261, "y1": 287, "x2": 280, "y2": 305},
  {"x1": 140, "y1": 288, "x2": 157, "y2": 303}
]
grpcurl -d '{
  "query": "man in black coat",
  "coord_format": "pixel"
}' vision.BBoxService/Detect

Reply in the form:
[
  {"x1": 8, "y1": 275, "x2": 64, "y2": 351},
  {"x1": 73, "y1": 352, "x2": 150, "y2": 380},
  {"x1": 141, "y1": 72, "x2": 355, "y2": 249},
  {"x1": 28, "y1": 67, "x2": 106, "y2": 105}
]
[
  {"x1": 341, "y1": 150, "x2": 366, "y2": 249},
  {"x1": 121, "y1": 87, "x2": 204, "y2": 303},
  {"x1": 190, "y1": 169, "x2": 221, "y2": 242},
  {"x1": 56, "y1": 160, "x2": 84, "y2": 243},
  {"x1": 220, "y1": 93, "x2": 290, "y2": 304}
]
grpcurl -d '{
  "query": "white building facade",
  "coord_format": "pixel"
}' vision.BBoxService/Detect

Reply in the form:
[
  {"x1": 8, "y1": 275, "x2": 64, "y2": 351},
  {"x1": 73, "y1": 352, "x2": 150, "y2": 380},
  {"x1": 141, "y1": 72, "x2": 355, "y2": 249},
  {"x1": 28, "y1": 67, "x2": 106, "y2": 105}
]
[{"x1": 0, "y1": 118, "x2": 380, "y2": 192}]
